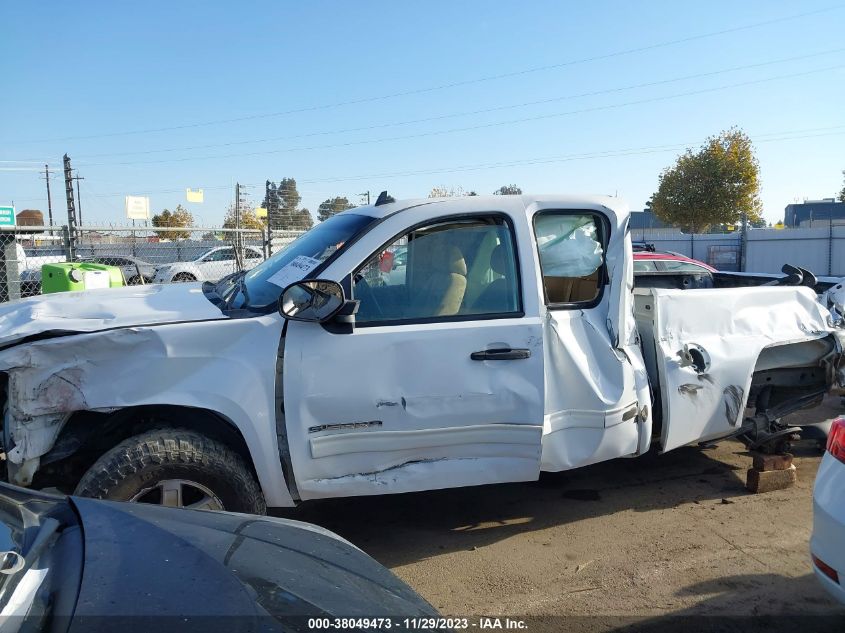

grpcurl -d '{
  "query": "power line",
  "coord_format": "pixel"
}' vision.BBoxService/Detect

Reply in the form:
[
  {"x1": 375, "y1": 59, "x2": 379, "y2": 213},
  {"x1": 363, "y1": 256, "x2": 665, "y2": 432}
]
[
  {"x1": 73, "y1": 63, "x2": 845, "y2": 168},
  {"x1": 67, "y1": 47, "x2": 845, "y2": 161},
  {"x1": 7, "y1": 4, "x2": 843, "y2": 145},
  {"x1": 291, "y1": 128, "x2": 845, "y2": 186},
  {"x1": 8, "y1": 124, "x2": 843, "y2": 207},
  {"x1": 9, "y1": 124, "x2": 837, "y2": 203}
]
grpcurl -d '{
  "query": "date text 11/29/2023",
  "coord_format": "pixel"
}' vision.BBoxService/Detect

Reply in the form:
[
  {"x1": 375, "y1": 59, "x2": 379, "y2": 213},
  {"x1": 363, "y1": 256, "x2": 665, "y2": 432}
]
[{"x1": 306, "y1": 618, "x2": 528, "y2": 630}]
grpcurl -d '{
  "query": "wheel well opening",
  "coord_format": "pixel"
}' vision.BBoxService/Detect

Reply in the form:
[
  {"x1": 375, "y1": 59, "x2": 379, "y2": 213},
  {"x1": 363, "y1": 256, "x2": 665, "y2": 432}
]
[
  {"x1": 34, "y1": 405, "x2": 257, "y2": 494},
  {"x1": 748, "y1": 337, "x2": 835, "y2": 416}
]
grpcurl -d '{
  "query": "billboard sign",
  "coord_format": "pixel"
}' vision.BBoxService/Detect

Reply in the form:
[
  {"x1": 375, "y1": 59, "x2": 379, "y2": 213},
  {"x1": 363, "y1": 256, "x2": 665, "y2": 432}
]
[{"x1": 125, "y1": 196, "x2": 150, "y2": 220}]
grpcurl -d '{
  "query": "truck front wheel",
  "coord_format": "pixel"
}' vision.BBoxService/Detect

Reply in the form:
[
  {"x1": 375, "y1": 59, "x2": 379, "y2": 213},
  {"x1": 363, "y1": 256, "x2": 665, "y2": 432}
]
[{"x1": 74, "y1": 428, "x2": 267, "y2": 514}]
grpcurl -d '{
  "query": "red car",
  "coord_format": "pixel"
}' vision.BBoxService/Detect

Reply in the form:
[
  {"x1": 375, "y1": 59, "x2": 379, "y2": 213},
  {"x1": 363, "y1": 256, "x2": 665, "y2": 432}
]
[{"x1": 632, "y1": 243, "x2": 716, "y2": 274}]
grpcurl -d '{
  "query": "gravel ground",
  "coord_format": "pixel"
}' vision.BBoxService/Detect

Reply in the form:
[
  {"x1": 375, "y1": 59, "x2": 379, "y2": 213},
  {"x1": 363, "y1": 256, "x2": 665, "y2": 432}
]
[{"x1": 281, "y1": 396, "x2": 845, "y2": 631}]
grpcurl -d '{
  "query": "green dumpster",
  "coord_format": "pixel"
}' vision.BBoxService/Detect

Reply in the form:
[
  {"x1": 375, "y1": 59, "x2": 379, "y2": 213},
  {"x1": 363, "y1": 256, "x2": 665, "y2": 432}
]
[{"x1": 41, "y1": 262, "x2": 124, "y2": 294}]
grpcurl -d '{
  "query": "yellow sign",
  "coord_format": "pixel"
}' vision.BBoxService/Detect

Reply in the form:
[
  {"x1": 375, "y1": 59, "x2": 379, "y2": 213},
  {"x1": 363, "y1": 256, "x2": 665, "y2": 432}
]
[
  {"x1": 255, "y1": 207, "x2": 267, "y2": 218},
  {"x1": 186, "y1": 188, "x2": 204, "y2": 203}
]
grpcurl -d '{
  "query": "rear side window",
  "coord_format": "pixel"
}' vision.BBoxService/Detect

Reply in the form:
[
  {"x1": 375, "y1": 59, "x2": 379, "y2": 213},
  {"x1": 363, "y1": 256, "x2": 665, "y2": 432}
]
[
  {"x1": 534, "y1": 212, "x2": 606, "y2": 307},
  {"x1": 206, "y1": 248, "x2": 234, "y2": 262},
  {"x1": 633, "y1": 260, "x2": 659, "y2": 272}
]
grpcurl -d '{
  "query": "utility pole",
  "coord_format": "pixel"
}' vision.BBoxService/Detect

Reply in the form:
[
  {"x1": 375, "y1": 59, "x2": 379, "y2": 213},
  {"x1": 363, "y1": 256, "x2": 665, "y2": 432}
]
[
  {"x1": 235, "y1": 182, "x2": 241, "y2": 233},
  {"x1": 63, "y1": 154, "x2": 77, "y2": 260},
  {"x1": 359, "y1": 191, "x2": 370, "y2": 206},
  {"x1": 234, "y1": 182, "x2": 242, "y2": 270},
  {"x1": 43, "y1": 164, "x2": 54, "y2": 234},
  {"x1": 72, "y1": 172, "x2": 85, "y2": 225},
  {"x1": 265, "y1": 180, "x2": 272, "y2": 230}
]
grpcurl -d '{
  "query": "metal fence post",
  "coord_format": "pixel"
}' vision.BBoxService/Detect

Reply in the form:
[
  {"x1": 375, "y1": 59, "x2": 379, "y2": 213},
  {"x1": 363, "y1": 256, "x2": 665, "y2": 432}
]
[
  {"x1": 828, "y1": 215, "x2": 833, "y2": 276},
  {"x1": 1, "y1": 232, "x2": 21, "y2": 302},
  {"x1": 61, "y1": 225, "x2": 72, "y2": 262}
]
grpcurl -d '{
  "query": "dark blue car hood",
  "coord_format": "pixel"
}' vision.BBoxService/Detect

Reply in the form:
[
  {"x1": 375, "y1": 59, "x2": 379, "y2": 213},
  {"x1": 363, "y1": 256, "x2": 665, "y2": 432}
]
[{"x1": 69, "y1": 497, "x2": 435, "y2": 631}]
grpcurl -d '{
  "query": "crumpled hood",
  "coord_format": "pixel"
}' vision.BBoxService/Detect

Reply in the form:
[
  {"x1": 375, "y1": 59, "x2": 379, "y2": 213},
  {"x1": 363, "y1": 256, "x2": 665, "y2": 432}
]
[
  {"x1": 70, "y1": 497, "x2": 436, "y2": 626},
  {"x1": 0, "y1": 283, "x2": 225, "y2": 348}
]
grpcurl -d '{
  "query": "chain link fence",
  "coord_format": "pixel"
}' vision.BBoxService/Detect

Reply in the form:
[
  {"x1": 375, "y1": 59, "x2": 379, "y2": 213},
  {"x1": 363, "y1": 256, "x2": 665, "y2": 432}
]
[
  {"x1": 7, "y1": 222, "x2": 845, "y2": 304},
  {"x1": 0, "y1": 225, "x2": 305, "y2": 303}
]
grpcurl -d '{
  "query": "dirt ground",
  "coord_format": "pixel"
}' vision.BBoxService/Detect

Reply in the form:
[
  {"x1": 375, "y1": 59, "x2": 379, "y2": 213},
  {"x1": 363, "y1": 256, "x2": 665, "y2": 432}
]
[{"x1": 280, "y1": 396, "x2": 845, "y2": 631}]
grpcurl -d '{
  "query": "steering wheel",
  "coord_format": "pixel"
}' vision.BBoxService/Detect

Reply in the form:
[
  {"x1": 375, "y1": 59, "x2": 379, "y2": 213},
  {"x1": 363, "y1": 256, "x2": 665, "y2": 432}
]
[{"x1": 353, "y1": 274, "x2": 385, "y2": 320}]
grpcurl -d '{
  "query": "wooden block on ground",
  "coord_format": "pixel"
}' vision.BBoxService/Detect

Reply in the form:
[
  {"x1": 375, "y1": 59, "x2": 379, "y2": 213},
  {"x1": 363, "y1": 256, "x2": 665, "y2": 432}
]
[
  {"x1": 751, "y1": 452, "x2": 793, "y2": 471},
  {"x1": 746, "y1": 465, "x2": 797, "y2": 493}
]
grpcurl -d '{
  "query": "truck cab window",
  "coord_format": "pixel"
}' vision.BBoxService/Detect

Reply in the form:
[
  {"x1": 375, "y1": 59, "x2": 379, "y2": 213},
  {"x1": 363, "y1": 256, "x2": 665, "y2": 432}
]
[
  {"x1": 534, "y1": 212, "x2": 605, "y2": 306},
  {"x1": 354, "y1": 216, "x2": 521, "y2": 324}
]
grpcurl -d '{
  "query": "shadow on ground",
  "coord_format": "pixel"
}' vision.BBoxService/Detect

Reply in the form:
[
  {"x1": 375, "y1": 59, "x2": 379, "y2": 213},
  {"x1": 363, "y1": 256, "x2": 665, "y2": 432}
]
[
  {"x1": 606, "y1": 573, "x2": 844, "y2": 633},
  {"x1": 503, "y1": 573, "x2": 844, "y2": 633},
  {"x1": 272, "y1": 443, "x2": 769, "y2": 568}
]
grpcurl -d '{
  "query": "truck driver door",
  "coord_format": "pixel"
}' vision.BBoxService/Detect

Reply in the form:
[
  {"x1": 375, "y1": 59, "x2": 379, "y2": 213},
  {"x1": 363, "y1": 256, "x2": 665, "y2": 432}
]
[{"x1": 282, "y1": 207, "x2": 545, "y2": 500}]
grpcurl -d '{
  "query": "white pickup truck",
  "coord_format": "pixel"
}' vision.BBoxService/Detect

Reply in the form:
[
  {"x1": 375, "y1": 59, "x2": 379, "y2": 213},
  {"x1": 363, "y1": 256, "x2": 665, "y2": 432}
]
[{"x1": 0, "y1": 194, "x2": 842, "y2": 513}]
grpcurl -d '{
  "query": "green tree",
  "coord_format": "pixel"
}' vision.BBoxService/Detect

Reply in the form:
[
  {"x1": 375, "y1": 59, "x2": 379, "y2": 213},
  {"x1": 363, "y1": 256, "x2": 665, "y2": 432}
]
[
  {"x1": 839, "y1": 170, "x2": 845, "y2": 203},
  {"x1": 262, "y1": 178, "x2": 314, "y2": 230},
  {"x1": 651, "y1": 128, "x2": 762, "y2": 233},
  {"x1": 493, "y1": 184, "x2": 522, "y2": 195},
  {"x1": 317, "y1": 196, "x2": 355, "y2": 221},
  {"x1": 151, "y1": 204, "x2": 194, "y2": 239}
]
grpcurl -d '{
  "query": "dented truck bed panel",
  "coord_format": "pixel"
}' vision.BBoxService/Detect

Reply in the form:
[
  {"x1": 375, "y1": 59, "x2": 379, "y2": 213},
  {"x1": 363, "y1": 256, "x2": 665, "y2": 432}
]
[{"x1": 634, "y1": 285, "x2": 837, "y2": 451}]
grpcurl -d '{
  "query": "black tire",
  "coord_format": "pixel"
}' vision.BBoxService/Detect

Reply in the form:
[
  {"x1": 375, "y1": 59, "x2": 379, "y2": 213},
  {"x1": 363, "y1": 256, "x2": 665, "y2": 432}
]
[
  {"x1": 74, "y1": 428, "x2": 267, "y2": 515},
  {"x1": 172, "y1": 273, "x2": 196, "y2": 283}
]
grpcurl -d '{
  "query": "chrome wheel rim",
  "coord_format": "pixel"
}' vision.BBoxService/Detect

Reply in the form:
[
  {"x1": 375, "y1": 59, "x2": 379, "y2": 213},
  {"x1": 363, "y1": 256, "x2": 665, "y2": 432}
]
[{"x1": 129, "y1": 479, "x2": 224, "y2": 511}]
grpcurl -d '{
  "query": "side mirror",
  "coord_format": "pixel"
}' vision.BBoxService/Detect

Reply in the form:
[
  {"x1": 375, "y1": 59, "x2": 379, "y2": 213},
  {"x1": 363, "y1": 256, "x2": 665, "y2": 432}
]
[{"x1": 278, "y1": 279, "x2": 345, "y2": 323}]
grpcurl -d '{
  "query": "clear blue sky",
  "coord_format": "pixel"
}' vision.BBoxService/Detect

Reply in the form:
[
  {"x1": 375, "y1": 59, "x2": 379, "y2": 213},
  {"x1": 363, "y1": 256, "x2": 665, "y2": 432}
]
[{"x1": 2, "y1": 0, "x2": 843, "y2": 226}]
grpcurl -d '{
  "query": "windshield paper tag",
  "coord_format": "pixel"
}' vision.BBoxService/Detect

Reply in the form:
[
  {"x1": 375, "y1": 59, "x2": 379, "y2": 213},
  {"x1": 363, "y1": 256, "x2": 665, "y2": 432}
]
[{"x1": 266, "y1": 255, "x2": 322, "y2": 288}]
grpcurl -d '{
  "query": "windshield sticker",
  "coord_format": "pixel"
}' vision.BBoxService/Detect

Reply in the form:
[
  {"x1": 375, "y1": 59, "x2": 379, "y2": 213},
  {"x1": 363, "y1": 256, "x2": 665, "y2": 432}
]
[{"x1": 266, "y1": 255, "x2": 322, "y2": 288}]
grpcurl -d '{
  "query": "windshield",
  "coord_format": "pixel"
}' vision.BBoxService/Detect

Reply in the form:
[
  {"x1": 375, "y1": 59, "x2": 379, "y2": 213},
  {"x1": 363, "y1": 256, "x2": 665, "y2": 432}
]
[{"x1": 233, "y1": 213, "x2": 376, "y2": 309}]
